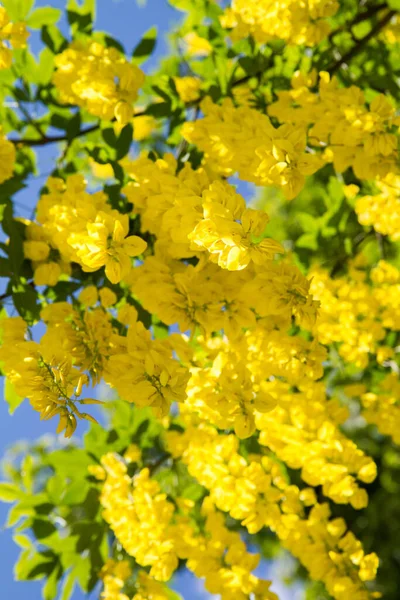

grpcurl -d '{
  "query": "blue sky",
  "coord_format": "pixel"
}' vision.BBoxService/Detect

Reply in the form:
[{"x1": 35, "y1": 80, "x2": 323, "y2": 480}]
[{"x1": 0, "y1": 1, "x2": 301, "y2": 598}]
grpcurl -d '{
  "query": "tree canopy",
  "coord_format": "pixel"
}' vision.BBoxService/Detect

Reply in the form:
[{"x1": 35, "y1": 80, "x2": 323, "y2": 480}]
[{"x1": 1, "y1": 0, "x2": 400, "y2": 599}]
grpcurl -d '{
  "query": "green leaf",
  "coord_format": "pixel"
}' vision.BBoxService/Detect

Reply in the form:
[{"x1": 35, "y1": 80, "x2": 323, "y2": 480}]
[
  {"x1": 296, "y1": 233, "x2": 318, "y2": 250},
  {"x1": 21, "y1": 454, "x2": 34, "y2": 493},
  {"x1": 116, "y1": 123, "x2": 133, "y2": 160},
  {"x1": 66, "y1": 111, "x2": 81, "y2": 142},
  {"x1": 297, "y1": 213, "x2": 319, "y2": 233},
  {"x1": 46, "y1": 448, "x2": 91, "y2": 478},
  {"x1": 102, "y1": 126, "x2": 118, "y2": 149},
  {"x1": 165, "y1": 590, "x2": 184, "y2": 600},
  {"x1": 41, "y1": 25, "x2": 68, "y2": 54},
  {"x1": 0, "y1": 178, "x2": 27, "y2": 205},
  {"x1": 42, "y1": 566, "x2": 61, "y2": 600},
  {"x1": 15, "y1": 549, "x2": 57, "y2": 581},
  {"x1": 32, "y1": 48, "x2": 55, "y2": 85},
  {"x1": 12, "y1": 282, "x2": 41, "y2": 324},
  {"x1": 0, "y1": 482, "x2": 23, "y2": 502},
  {"x1": 32, "y1": 519, "x2": 57, "y2": 540},
  {"x1": 67, "y1": 0, "x2": 96, "y2": 35},
  {"x1": 153, "y1": 321, "x2": 169, "y2": 339},
  {"x1": 0, "y1": 256, "x2": 11, "y2": 276},
  {"x1": 27, "y1": 7, "x2": 62, "y2": 29},
  {"x1": 4, "y1": 377, "x2": 24, "y2": 414},
  {"x1": 102, "y1": 124, "x2": 133, "y2": 161},
  {"x1": 145, "y1": 102, "x2": 170, "y2": 118},
  {"x1": 13, "y1": 534, "x2": 32, "y2": 549},
  {"x1": 67, "y1": 0, "x2": 96, "y2": 16},
  {"x1": 388, "y1": 0, "x2": 400, "y2": 9},
  {"x1": 5, "y1": 494, "x2": 50, "y2": 527},
  {"x1": 132, "y1": 26, "x2": 157, "y2": 64},
  {"x1": 1, "y1": 0, "x2": 34, "y2": 20},
  {"x1": 167, "y1": 0, "x2": 192, "y2": 10},
  {"x1": 46, "y1": 474, "x2": 66, "y2": 505},
  {"x1": 60, "y1": 571, "x2": 76, "y2": 600}
]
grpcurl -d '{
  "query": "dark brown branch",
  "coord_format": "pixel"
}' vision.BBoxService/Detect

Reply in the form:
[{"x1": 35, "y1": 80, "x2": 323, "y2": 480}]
[
  {"x1": 9, "y1": 122, "x2": 101, "y2": 147},
  {"x1": 9, "y1": 109, "x2": 147, "y2": 147},
  {"x1": 329, "y1": 9, "x2": 396, "y2": 75}
]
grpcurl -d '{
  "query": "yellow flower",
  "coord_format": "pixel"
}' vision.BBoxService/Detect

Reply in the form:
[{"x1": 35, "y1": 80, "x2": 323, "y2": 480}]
[
  {"x1": 89, "y1": 159, "x2": 114, "y2": 180},
  {"x1": 0, "y1": 7, "x2": 28, "y2": 70},
  {"x1": 189, "y1": 183, "x2": 284, "y2": 270},
  {"x1": 23, "y1": 240, "x2": 50, "y2": 262},
  {"x1": 133, "y1": 114, "x2": 156, "y2": 141},
  {"x1": 99, "y1": 288, "x2": 117, "y2": 308},
  {"x1": 77, "y1": 213, "x2": 147, "y2": 284},
  {"x1": 34, "y1": 262, "x2": 61, "y2": 286},
  {"x1": 54, "y1": 41, "x2": 144, "y2": 122},
  {"x1": 182, "y1": 32, "x2": 212, "y2": 56},
  {"x1": 174, "y1": 76, "x2": 202, "y2": 103},
  {"x1": 79, "y1": 286, "x2": 99, "y2": 307}
]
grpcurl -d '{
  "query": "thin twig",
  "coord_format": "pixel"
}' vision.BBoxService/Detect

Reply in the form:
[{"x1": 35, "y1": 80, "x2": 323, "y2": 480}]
[
  {"x1": 9, "y1": 109, "x2": 147, "y2": 147},
  {"x1": 9, "y1": 122, "x2": 101, "y2": 147}
]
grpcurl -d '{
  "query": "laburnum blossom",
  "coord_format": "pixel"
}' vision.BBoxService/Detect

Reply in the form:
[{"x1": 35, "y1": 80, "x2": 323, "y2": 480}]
[
  {"x1": 76, "y1": 212, "x2": 147, "y2": 283},
  {"x1": 188, "y1": 182, "x2": 284, "y2": 270},
  {"x1": 220, "y1": 0, "x2": 339, "y2": 46},
  {"x1": 4, "y1": 3, "x2": 400, "y2": 595},
  {"x1": 53, "y1": 41, "x2": 145, "y2": 124}
]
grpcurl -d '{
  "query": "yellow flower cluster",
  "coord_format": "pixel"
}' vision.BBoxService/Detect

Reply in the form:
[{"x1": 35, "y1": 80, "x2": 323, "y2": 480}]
[
  {"x1": 123, "y1": 153, "x2": 283, "y2": 266},
  {"x1": 2, "y1": 12, "x2": 396, "y2": 591},
  {"x1": 105, "y1": 320, "x2": 189, "y2": 417},
  {"x1": 220, "y1": 0, "x2": 338, "y2": 46},
  {"x1": 99, "y1": 558, "x2": 175, "y2": 600},
  {"x1": 130, "y1": 250, "x2": 317, "y2": 336},
  {"x1": 182, "y1": 97, "x2": 323, "y2": 199},
  {"x1": 24, "y1": 175, "x2": 146, "y2": 284},
  {"x1": 355, "y1": 174, "x2": 400, "y2": 241},
  {"x1": 100, "y1": 458, "x2": 179, "y2": 581},
  {"x1": 0, "y1": 316, "x2": 99, "y2": 436},
  {"x1": 311, "y1": 259, "x2": 400, "y2": 369},
  {"x1": 41, "y1": 298, "x2": 115, "y2": 383},
  {"x1": 133, "y1": 571, "x2": 173, "y2": 600},
  {"x1": 181, "y1": 73, "x2": 400, "y2": 200},
  {"x1": 180, "y1": 326, "x2": 325, "y2": 439},
  {"x1": 0, "y1": 293, "x2": 188, "y2": 429},
  {"x1": 255, "y1": 380, "x2": 376, "y2": 508},
  {"x1": 100, "y1": 559, "x2": 132, "y2": 600},
  {"x1": 53, "y1": 41, "x2": 145, "y2": 124},
  {"x1": 0, "y1": 6, "x2": 28, "y2": 69},
  {"x1": 98, "y1": 452, "x2": 278, "y2": 599},
  {"x1": 269, "y1": 71, "x2": 400, "y2": 182},
  {"x1": 166, "y1": 423, "x2": 379, "y2": 600}
]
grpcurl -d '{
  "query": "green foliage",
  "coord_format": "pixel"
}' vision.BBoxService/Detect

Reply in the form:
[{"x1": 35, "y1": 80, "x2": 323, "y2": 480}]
[
  {"x1": 26, "y1": 7, "x2": 62, "y2": 29},
  {"x1": 132, "y1": 26, "x2": 158, "y2": 64},
  {"x1": 4, "y1": 378, "x2": 24, "y2": 414},
  {"x1": 0, "y1": 402, "x2": 194, "y2": 600}
]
